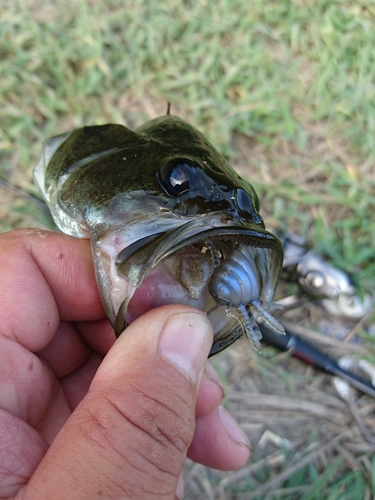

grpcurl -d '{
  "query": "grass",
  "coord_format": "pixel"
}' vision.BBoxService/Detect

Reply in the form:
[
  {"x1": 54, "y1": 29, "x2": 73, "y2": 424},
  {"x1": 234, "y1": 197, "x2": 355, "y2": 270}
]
[
  {"x1": 1, "y1": 0, "x2": 375, "y2": 498},
  {"x1": 217, "y1": 454, "x2": 375, "y2": 500},
  {"x1": 1, "y1": 0, "x2": 374, "y2": 286}
]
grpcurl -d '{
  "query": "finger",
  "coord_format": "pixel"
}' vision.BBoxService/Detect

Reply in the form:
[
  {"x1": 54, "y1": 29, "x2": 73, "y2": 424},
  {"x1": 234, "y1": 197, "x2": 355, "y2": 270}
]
[
  {"x1": 76, "y1": 318, "x2": 116, "y2": 355},
  {"x1": 0, "y1": 229, "x2": 104, "y2": 352},
  {"x1": 0, "y1": 336, "x2": 72, "y2": 445},
  {"x1": 21, "y1": 230, "x2": 103, "y2": 321},
  {"x1": 60, "y1": 351, "x2": 103, "y2": 410},
  {"x1": 37, "y1": 321, "x2": 91, "y2": 378},
  {"x1": 195, "y1": 362, "x2": 225, "y2": 417},
  {"x1": 18, "y1": 305, "x2": 213, "y2": 500},
  {"x1": 37, "y1": 383, "x2": 72, "y2": 444},
  {"x1": 0, "y1": 409, "x2": 48, "y2": 498},
  {"x1": 0, "y1": 336, "x2": 56, "y2": 428},
  {"x1": 176, "y1": 472, "x2": 184, "y2": 500},
  {"x1": 187, "y1": 405, "x2": 250, "y2": 470}
]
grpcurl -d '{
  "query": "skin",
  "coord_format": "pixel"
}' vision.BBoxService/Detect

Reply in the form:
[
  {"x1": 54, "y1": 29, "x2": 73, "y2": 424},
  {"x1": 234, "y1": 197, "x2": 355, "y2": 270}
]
[{"x1": 0, "y1": 229, "x2": 250, "y2": 500}]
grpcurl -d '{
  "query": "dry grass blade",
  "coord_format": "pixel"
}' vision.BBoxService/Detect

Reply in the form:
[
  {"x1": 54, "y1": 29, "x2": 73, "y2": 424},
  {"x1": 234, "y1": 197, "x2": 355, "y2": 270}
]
[
  {"x1": 221, "y1": 428, "x2": 359, "y2": 500},
  {"x1": 229, "y1": 393, "x2": 346, "y2": 423},
  {"x1": 219, "y1": 451, "x2": 288, "y2": 500}
]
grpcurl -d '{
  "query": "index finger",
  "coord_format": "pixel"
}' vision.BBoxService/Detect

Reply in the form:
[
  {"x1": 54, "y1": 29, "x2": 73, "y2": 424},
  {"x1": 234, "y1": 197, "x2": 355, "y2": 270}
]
[{"x1": 0, "y1": 229, "x2": 105, "y2": 352}]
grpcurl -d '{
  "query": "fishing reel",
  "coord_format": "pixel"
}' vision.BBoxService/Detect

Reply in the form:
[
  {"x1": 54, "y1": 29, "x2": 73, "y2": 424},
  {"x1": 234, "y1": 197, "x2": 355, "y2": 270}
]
[{"x1": 275, "y1": 231, "x2": 373, "y2": 322}]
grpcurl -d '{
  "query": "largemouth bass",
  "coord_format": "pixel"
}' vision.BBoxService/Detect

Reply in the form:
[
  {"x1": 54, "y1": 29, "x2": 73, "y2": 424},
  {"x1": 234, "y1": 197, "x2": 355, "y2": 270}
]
[{"x1": 34, "y1": 115, "x2": 284, "y2": 356}]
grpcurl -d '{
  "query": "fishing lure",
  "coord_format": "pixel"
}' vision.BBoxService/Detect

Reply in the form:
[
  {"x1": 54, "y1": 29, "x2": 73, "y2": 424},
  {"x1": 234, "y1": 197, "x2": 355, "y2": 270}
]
[{"x1": 34, "y1": 115, "x2": 284, "y2": 355}]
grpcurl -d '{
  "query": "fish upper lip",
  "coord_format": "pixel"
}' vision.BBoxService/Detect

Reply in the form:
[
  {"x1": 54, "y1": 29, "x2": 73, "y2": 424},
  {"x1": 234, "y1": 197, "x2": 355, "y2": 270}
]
[{"x1": 115, "y1": 213, "x2": 281, "y2": 289}]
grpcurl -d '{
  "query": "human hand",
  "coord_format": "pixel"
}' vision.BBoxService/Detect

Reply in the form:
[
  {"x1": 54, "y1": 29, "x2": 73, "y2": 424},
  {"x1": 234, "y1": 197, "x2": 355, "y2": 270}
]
[{"x1": 0, "y1": 229, "x2": 250, "y2": 499}]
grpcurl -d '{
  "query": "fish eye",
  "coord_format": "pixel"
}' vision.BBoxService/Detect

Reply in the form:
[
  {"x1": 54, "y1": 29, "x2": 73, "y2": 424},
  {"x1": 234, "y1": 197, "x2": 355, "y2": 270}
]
[
  {"x1": 236, "y1": 188, "x2": 254, "y2": 214},
  {"x1": 158, "y1": 158, "x2": 197, "y2": 197},
  {"x1": 236, "y1": 188, "x2": 263, "y2": 223}
]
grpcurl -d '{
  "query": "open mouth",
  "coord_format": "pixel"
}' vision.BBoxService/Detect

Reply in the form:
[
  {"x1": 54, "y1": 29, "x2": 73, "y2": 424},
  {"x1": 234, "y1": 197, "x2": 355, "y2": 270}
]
[{"x1": 111, "y1": 215, "x2": 284, "y2": 356}]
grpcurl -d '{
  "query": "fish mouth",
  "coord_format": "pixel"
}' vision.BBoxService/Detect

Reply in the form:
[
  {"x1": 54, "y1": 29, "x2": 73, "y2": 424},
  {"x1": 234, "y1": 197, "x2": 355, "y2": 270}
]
[{"x1": 112, "y1": 214, "x2": 283, "y2": 356}]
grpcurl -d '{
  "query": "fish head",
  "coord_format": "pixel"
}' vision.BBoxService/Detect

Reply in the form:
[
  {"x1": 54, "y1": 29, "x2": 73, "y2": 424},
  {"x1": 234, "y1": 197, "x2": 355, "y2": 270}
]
[{"x1": 34, "y1": 115, "x2": 283, "y2": 356}]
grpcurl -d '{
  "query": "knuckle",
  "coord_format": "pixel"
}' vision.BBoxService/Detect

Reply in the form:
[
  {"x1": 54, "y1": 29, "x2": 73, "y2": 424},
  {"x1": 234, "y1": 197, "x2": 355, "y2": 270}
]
[
  {"x1": 89, "y1": 377, "x2": 195, "y2": 471},
  {"x1": 109, "y1": 380, "x2": 194, "y2": 454}
]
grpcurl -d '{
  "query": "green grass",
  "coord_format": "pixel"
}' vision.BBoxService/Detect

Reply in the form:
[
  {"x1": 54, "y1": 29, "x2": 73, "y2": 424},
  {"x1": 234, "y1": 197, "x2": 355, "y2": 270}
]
[
  {"x1": 1, "y1": 0, "x2": 375, "y2": 497},
  {"x1": 218, "y1": 450, "x2": 375, "y2": 499},
  {"x1": 1, "y1": 0, "x2": 374, "y2": 289}
]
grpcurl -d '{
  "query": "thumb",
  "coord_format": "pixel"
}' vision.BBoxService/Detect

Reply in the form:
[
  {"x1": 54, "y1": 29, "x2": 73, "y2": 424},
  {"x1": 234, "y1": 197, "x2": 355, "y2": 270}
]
[{"x1": 19, "y1": 306, "x2": 213, "y2": 500}]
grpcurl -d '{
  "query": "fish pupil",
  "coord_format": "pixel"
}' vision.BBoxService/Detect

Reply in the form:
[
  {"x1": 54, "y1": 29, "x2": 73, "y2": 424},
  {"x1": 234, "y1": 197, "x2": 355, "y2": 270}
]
[{"x1": 158, "y1": 157, "x2": 198, "y2": 197}]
